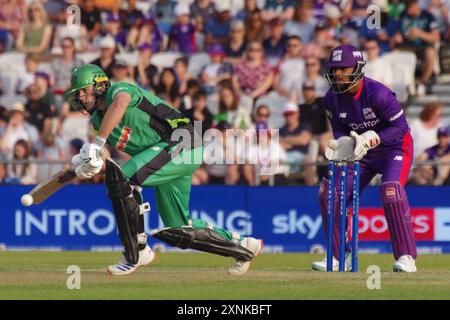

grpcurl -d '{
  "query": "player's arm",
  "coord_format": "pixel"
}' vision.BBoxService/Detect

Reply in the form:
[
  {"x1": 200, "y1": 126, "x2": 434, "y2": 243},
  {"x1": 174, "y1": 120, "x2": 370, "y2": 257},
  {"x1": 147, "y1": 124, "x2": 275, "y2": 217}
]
[
  {"x1": 97, "y1": 92, "x2": 131, "y2": 141},
  {"x1": 323, "y1": 95, "x2": 356, "y2": 161},
  {"x1": 373, "y1": 89, "x2": 409, "y2": 146},
  {"x1": 72, "y1": 92, "x2": 131, "y2": 180},
  {"x1": 350, "y1": 89, "x2": 408, "y2": 160}
]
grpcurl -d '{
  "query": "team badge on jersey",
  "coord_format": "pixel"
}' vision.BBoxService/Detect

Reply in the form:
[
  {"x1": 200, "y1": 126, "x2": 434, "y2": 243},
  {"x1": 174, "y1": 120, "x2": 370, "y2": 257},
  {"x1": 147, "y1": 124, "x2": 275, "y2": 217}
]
[{"x1": 362, "y1": 108, "x2": 377, "y2": 120}]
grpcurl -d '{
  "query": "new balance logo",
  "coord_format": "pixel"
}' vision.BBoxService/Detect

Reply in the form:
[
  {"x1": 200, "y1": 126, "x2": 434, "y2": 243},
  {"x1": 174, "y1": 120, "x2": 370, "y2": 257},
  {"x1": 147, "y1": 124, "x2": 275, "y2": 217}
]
[
  {"x1": 394, "y1": 155, "x2": 403, "y2": 161},
  {"x1": 362, "y1": 108, "x2": 377, "y2": 120},
  {"x1": 339, "y1": 113, "x2": 347, "y2": 118}
]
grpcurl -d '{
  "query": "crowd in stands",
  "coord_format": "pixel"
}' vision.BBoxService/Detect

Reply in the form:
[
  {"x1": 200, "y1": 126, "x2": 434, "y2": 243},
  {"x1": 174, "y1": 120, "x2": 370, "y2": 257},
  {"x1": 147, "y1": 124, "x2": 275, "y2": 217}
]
[{"x1": 0, "y1": 0, "x2": 449, "y2": 186}]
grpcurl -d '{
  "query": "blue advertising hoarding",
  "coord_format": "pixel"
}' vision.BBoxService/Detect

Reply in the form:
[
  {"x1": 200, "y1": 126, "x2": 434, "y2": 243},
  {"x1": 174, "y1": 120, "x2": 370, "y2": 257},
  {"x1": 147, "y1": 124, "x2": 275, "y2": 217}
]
[{"x1": 1, "y1": 185, "x2": 450, "y2": 253}]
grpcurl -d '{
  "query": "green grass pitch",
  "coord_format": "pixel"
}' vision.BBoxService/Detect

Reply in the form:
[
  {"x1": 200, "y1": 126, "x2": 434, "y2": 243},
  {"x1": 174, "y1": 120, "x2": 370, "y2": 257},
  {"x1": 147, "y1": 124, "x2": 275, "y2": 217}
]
[{"x1": 0, "y1": 252, "x2": 449, "y2": 300}]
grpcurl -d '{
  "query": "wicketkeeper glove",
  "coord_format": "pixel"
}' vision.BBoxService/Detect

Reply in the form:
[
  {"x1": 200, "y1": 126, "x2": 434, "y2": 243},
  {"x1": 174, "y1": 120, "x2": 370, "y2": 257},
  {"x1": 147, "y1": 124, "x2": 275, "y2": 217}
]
[
  {"x1": 350, "y1": 130, "x2": 380, "y2": 161},
  {"x1": 325, "y1": 136, "x2": 355, "y2": 161}
]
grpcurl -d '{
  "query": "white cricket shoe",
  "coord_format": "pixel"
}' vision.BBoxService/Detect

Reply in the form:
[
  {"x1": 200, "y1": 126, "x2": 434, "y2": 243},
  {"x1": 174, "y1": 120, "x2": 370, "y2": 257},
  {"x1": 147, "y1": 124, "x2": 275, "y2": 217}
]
[
  {"x1": 311, "y1": 254, "x2": 352, "y2": 272},
  {"x1": 393, "y1": 255, "x2": 417, "y2": 273},
  {"x1": 228, "y1": 237, "x2": 263, "y2": 276},
  {"x1": 107, "y1": 245, "x2": 156, "y2": 276}
]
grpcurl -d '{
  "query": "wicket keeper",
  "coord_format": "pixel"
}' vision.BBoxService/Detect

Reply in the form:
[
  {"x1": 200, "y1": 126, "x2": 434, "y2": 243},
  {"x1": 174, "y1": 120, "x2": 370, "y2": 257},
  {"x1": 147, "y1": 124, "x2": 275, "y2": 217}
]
[
  {"x1": 312, "y1": 44, "x2": 417, "y2": 272},
  {"x1": 65, "y1": 64, "x2": 262, "y2": 276}
]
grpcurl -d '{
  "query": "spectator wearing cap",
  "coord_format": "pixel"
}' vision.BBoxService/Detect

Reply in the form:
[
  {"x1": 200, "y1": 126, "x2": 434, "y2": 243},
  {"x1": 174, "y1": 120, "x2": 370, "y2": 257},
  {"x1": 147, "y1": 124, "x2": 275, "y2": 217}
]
[
  {"x1": 298, "y1": 80, "x2": 328, "y2": 137},
  {"x1": 80, "y1": 0, "x2": 102, "y2": 41},
  {"x1": 414, "y1": 127, "x2": 450, "y2": 185},
  {"x1": 0, "y1": 103, "x2": 36, "y2": 156},
  {"x1": 111, "y1": 60, "x2": 136, "y2": 85},
  {"x1": 5, "y1": 139, "x2": 37, "y2": 185},
  {"x1": 201, "y1": 44, "x2": 234, "y2": 95},
  {"x1": 244, "y1": 9, "x2": 265, "y2": 43},
  {"x1": 298, "y1": 80, "x2": 330, "y2": 163},
  {"x1": 16, "y1": 0, "x2": 53, "y2": 54},
  {"x1": 169, "y1": 4, "x2": 197, "y2": 54},
  {"x1": 279, "y1": 101, "x2": 312, "y2": 175},
  {"x1": 24, "y1": 81, "x2": 56, "y2": 135},
  {"x1": 15, "y1": 54, "x2": 39, "y2": 94},
  {"x1": 363, "y1": 39, "x2": 393, "y2": 88},
  {"x1": 392, "y1": 0, "x2": 440, "y2": 96},
  {"x1": 284, "y1": 1, "x2": 316, "y2": 43},
  {"x1": 233, "y1": 41, "x2": 274, "y2": 99},
  {"x1": 273, "y1": 35, "x2": 305, "y2": 98},
  {"x1": 263, "y1": 18, "x2": 288, "y2": 67},
  {"x1": 236, "y1": 0, "x2": 260, "y2": 21},
  {"x1": 262, "y1": 0, "x2": 295, "y2": 22},
  {"x1": 119, "y1": 0, "x2": 143, "y2": 32},
  {"x1": 184, "y1": 89, "x2": 213, "y2": 136},
  {"x1": 358, "y1": 0, "x2": 398, "y2": 55},
  {"x1": 223, "y1": 20, "x2": 248, "y2": 66},
  {"x1": 205, "y1": 0, "x2": 232, "y2": 47},
  {"x1": 190, "y1": 0, "x2": 216, "y2": 26},
  {"x1": 51, "y1": 37, "x2": 84, "y2": 95},
  {"x1": 90, "y1": 36, "x2": 117, "y2": 78},
  {"x1": 149, "y1": 0, "x2": 177, "y2": 34}
]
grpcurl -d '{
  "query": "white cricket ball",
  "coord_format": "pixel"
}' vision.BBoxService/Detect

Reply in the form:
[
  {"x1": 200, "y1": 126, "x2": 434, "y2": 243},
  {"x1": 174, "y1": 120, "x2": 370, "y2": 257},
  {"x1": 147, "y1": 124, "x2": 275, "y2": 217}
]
[{"x1": 21, "y1": 194, "x2": 33, "y2": 207}]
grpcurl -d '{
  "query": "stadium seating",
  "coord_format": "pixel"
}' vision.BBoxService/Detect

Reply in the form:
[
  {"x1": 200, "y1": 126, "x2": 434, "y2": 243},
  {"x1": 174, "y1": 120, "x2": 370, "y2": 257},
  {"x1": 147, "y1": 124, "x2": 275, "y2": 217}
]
[
  {"x1": 150, "y1": 52, "x2": 183, "y2": 72},
  {"x1": 187, "y1": 52, "x2": 211, "y2": 77},
  {"x1": 383, "y1": 51, "x2": 417, "y2": 102},
  {"x1": 0, "y1": 95, "x2": 27, "y2": 108}
]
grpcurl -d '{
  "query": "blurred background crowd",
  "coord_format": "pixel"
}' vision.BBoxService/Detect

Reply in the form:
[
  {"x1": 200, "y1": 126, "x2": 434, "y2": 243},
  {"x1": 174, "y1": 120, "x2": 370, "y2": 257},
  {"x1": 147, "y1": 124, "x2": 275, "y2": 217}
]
[{"x1": 0, "y1": 0, "x2": 449, "y2": 186}]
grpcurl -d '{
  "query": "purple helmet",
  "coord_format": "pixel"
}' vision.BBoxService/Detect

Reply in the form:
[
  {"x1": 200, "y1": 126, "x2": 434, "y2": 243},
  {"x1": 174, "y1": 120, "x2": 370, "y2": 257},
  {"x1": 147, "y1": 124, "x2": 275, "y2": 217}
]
[{"x1": 324, "y1": 44, "x2": 366, "y2": 94}]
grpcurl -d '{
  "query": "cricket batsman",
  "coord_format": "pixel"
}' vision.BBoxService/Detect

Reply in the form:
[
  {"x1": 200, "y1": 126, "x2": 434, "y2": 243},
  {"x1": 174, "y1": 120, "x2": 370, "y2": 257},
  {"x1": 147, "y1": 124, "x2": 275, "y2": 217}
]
[
  {"x1": 65, "y1": 64, "x2": 263, "y2": 276},
  {"x1": 312, "y1": 44, "x2": 417, "y2": 272}
]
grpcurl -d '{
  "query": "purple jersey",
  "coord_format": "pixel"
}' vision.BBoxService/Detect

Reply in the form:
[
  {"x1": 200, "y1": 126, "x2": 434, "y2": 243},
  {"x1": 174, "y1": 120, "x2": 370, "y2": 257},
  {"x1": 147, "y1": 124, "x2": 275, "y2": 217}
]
[
  {"x1": 170, "y1": 22, "x2": 197, "y2": 54},
  {"x1": 425, "y1": 144, "x2": 450, "y2": 160},
  {"x1": 324, "y1": 77, "x2": 411, "y2": 153}
]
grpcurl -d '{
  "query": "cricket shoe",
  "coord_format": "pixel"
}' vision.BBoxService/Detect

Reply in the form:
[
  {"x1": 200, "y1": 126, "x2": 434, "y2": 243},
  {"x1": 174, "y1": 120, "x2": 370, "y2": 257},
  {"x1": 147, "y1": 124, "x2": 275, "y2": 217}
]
[
  {"x1": 393, "y1": 255, "x2": 417, "y2": 273},
  {"x1": 311, "y1": 254, "x2": 352, "y2": 272},
  {"x1": 107, "y1": 245, "x2": 156, "y2": 276},
  {"x1": 228, "y1": 237, "x2": 263, "y2": 276}
]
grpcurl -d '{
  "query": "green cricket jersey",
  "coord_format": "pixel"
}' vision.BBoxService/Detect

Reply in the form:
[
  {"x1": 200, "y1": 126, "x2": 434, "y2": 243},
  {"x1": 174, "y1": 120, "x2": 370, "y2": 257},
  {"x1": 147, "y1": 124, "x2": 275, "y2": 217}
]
[{"x1": 91, "y1": 82, "x2": 190, "y2": 156}]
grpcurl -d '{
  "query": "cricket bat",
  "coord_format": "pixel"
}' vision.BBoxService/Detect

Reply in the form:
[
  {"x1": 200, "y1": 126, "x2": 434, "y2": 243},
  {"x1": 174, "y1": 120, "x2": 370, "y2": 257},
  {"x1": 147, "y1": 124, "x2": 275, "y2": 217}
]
[{"x1": 21, "y1": 149, "x2": 110, "y2": 206}]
